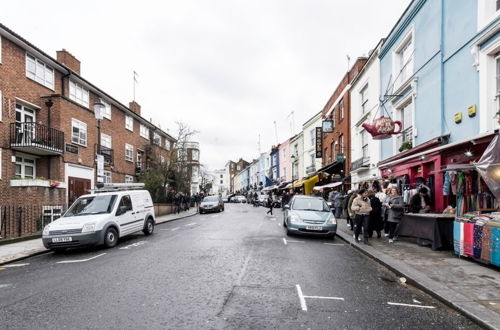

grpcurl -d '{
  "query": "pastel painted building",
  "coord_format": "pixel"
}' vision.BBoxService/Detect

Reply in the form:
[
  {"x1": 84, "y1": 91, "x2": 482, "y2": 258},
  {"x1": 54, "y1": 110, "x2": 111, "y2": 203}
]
[
  {"x1": 279, "y1": 139, "x2": 291, "y2": 183},
  {"x1": 290, "y1": 132, "x2": 304, "y2": 181},
  {"x1": 302, "y1": 111, "x2": 323, "y2": 177},
  {"x1": 377, "y1": 0, "x2": 499, "y2": 210},
  {"x1": 270, "y1": 146, "x2": 280, "y2": 184}
]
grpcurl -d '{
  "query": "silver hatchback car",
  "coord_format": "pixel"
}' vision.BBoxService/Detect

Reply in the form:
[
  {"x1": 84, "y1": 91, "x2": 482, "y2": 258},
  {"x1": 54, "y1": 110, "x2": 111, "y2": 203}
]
[{"x1": 283, "y1": 195, "x2": 337, "y2": 238}]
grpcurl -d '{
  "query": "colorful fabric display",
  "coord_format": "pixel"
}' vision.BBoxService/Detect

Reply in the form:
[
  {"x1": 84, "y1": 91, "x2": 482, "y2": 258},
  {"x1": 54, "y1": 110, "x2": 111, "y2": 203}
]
[
  {"x1": 453, "y1": 221, "x2": 461, "y2": 256},
  {"x1": 473, "y1": 224, "x2": 483, "y2": 259},
  {"x1": 480, "y1": 226, "x2": 492, "y2": 264},
  {"x1": 463, "y1": 222, "x2": 474, "y2": 257},
  {"x1": 491, "y1": 227, "x2": 500, "y2": 267}
]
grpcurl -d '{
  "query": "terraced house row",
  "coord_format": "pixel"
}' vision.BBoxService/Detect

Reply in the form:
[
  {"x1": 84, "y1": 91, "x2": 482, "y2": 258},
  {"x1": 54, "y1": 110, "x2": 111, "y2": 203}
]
[{"x1": 0, "y1": 23, "x2": 175, "y2": 214}]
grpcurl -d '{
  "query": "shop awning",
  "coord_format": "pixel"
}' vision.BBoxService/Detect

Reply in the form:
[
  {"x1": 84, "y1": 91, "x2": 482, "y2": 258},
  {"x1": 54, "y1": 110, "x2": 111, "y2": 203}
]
[
  {"x1": 278, "y1": 182, "x2": 290, "y2": 189},
  {"x1": 304, "y1": 175, "x2": 319, "y2": 195},
  {"x1": 312, "y1": 181, "x2": 343, "y2": 191},
  {"x1": 292, "y1": 178, "x2": 306, "y2": 188},
  {"x1": 316, "y1": 161, "x2": 343, "y2": 175}
]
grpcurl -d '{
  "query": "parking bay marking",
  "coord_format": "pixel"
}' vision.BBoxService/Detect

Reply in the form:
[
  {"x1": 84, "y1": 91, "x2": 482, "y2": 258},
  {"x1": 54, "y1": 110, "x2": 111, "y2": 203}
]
[
  {"x1": 185, "y1": 223, "x2": 197, "y2": 227},
  {"x1": 323, "y1": 243, "x2": 344, "y2": 246},
  {"x1": 56, "y1": 253, "x2": 106, "y2": 264},
  {"x1": 387, "y1": 302, "x2": 435, "y2": 309},
  {"x1": 296, "y1": 284, "x2": 345, "y2": 312},
  {"x1": 120, "y1": 241, "x2": 147, "y2": 250}
]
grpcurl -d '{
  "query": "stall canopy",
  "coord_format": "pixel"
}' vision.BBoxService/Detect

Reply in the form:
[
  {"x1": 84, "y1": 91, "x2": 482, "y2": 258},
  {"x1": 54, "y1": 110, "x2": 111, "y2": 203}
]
[
  {"x1": 292, "y1": 178, "x2": 306, "y2": 188},
  {"x1": 304, "y1": 175, "x2": 319, "y2": 195},
  {"x1": 312, "y1": 181, "x2": 343, "y2": 191},
  {"x1": 475, "y1": 133, "x2": 500, "y2": 200}
]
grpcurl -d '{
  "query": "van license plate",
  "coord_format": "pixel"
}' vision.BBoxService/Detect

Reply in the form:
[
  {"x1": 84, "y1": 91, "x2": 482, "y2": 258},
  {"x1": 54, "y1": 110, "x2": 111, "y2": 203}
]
[
  {"x1": 306, "y1": 226, "x2": 323, "y2": 231},
  {"x1": 52, "y1": 237, "x2": 72, "y2": 243}
]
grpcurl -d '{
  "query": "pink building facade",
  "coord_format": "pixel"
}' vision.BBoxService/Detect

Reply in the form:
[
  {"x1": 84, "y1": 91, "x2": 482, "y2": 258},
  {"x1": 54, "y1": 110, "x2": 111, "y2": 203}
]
[{"x1": 278, "y1": 139, "x2": 291, "y2": 183}]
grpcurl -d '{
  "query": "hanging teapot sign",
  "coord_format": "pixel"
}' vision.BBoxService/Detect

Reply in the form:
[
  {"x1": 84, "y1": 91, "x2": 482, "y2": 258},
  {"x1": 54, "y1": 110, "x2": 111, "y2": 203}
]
[{"x1": 362, "y1": 116, "x2": 402, "y2": 140}]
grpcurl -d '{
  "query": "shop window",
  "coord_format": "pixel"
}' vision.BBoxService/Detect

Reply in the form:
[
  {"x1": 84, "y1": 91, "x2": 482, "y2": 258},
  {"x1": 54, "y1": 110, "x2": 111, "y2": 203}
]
[{"x1": 496, "y1": 54, "x2": 500, "y2": 111}]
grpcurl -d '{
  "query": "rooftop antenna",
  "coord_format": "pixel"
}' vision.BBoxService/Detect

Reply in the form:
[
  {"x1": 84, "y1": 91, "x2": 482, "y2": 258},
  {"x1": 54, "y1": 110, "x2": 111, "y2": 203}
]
[
  {"x1": 286, "y1": 110, "x2": 295, "y2": 136},
  {"x1": 273, "y1": 121, "x2": 278, "y2": 145},
  {"x1": 133, "y1": 70, "x2": 139, "y2": 101},
  {"x1": 346, "y1": 55, "x2": 351, "y2": 72}
]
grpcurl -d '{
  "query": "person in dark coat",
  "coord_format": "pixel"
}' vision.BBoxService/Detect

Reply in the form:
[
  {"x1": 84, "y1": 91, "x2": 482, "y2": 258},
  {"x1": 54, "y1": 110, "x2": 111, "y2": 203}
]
[
  {"x1": 367, "y1": 190, "x2": 383, "y2": 238},
  {"x1": 266, "y1": 194, "x2": 273, "y2": 215},
  {"x1": 174, "y1": 192, "x2": 181, "y2": 214},
  {"x1": 410, "y1": 187, "x2": 431, "y2": 213}
]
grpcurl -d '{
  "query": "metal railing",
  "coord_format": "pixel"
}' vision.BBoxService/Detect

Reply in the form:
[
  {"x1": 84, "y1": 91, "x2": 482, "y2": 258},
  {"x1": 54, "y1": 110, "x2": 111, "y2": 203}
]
[
  {"x1": 10, "y1": 122, "x2": 64, "y2": 154},
  {"x1": 0, "y1": 205, "x2": 64, "y2": 240},
  {"x1": 397, "y1": 126, "x2": 413, "y2": 150},
  {"x1": 95, "y1": 145, "x2": 114, "y2": 167},
  {"x1": 306, "y1": 165, "x2": 316, "y2": 174}
]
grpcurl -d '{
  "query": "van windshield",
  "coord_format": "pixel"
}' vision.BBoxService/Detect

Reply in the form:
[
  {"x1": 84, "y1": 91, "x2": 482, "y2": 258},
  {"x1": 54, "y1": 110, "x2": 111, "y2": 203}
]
[{"x1": 65, "y1": 195, "x2": 117, "y2": 217}]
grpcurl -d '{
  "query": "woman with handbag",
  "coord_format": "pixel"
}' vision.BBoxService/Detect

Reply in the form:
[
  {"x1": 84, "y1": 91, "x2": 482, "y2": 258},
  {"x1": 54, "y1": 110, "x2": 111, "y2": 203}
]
[{"x1": 384, "y1": 187, "x2": 404, "y2": 244}]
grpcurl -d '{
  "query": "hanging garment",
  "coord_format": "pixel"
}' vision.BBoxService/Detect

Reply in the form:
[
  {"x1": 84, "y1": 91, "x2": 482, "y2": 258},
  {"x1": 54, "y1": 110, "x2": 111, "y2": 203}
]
[
  {"x1": 465, "y1": 171, "x2": 473, "y2": 196},
  {"x1": 450, "y1": 171, "x2": 458, "y2": 195},
  {"x1": 453, "y1": 221, "x2": 461, "y2": 256},
  {"x1": 473, "y1": 224, "x2": 483, "y2": 259},
  {"x1": 443, "y1": 172, "x2": 451, "y2": 196},
  {"x1": 480, "y1": 225, "x2": 492, "y2": 264},
  {"x1": 460, "y1": 221, "x2": 465, "y2": 256},
  {"x1": 463, "y1": 222, "x2": 474, "y2": 257},
  {"x1": 491, "y1": 227, "x2": 500, "y2": 267},
  {"x1": 471, "y1": 171, "x2": 479, "y2": 195}
]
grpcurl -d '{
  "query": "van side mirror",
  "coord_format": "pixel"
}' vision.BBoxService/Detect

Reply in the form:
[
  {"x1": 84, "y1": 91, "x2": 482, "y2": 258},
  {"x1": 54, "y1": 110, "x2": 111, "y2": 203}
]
[
  {"x1": 116, "y1": 205, "x2": 128, "y2": 216},
  {"x1": 284, "y1": 205, "x2": 290, "y2": 210}
]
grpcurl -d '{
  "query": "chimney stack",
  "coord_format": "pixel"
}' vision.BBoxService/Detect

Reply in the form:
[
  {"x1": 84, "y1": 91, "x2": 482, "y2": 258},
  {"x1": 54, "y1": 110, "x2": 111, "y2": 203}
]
[
  {"x1": 56, "y1": 49, "x2": 80, "y2": 74},
  {"x1": 129, "y1": 101, "x2": 141, "y2": 115}
]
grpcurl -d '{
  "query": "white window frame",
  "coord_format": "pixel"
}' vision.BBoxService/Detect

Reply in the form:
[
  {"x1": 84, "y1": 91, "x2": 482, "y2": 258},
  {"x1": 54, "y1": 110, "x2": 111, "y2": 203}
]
[
  {"x1": 160, "y1": 155, "x2": 165, "y2": 164},
  {"x1": 392, "y1": 28, "x2": 414, "y2": 91},
  {"x1": 102, "y1": 100, "x2": 112, "y2": 120},
  {"x1": 360, "y1": 84, "x2": 369, "y2": 114},
  {"x1": 140, "y1": 124, "x2": 149, "y2": 139},
  {"x1": 25, "y1": 53, "x2": 54, "y2": 90},
  {"x1": 393, "y1": 93, "x2": 415, "y2": 152},
  {"x1": 137, "y1": 150, "x2": 144, "y2": 169},
  {"x1": 125, "y1": 115, "x2": 133, "y2": 131},
  {"x1": 69, "y1": 80, "x2": 89, "y2": 107},
  {"x1": 192, "y1": 150, "x2": 199, "y2": 161},
  {"x1": 125, "y1": 175, "x2": 134, "y2": 184},
  {"x1": 15, "y1": 156, "x2": 36, "y2": 179},
  {"x1": 339, "y1": 99, "x2": 344, "y2": 120},
  {"x1": 71, "y1": 118, "x2": 87, "y2": 146},
  {"x1": 103, "y1": 170, "x2": 112, "y2": 183},
  {"x1": 164, "y1": 140, "x2": 171, "y2": 151},
  {"x1": 125, "y1": 144, "x2": 134, "y2": 162},
  {"x1": 477, "y1": 0, "x2": 500, "y2": 30},
  {"x1": 153, "y1": 132, "x2": 161, "y2": 146},
  {"x1": 101, "y1": 133, "x2": 112, "y2": 149}
]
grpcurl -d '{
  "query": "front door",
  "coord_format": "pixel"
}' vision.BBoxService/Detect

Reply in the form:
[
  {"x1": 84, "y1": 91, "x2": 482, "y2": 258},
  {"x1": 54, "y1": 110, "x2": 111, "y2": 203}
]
[{"x1": 68, "y1": 177, "x2": 91, "y2": 206}]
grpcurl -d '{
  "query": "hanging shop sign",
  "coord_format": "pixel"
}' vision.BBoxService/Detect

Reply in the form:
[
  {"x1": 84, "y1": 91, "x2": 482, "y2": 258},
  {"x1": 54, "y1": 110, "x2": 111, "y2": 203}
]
[
  {"x1": 315, "y1": 127, "x2": 323, "y2": 158},
  {"x1": 322, "y1": 120, "x2": 333, "y2": 133},
  {"x1": 336, "y1": 153, "x2": 345, "y2": 162},
  {"x1": 362, "y1": 116, "x2": 402, "y2": 140}
]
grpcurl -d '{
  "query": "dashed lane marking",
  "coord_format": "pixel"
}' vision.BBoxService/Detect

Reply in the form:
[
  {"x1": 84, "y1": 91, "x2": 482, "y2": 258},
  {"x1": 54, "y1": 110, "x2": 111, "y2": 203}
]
[
  {"x1": 56, "y1": 253, "x2": 106, "y2": 264},
  {"x1": 303, "y1": 295, "x2": 344, "y2": 301},
  {"x1": 283, "y1": 238, "x2": 287, "y2": 245},
  {"x1": 119, "y1": 241, "x2": 147, "y2": 250},
  {"x1": 0, "y1": 284, "x2": 12, "y2": 288},
  {"x1": 296, "y1": 284, "x2": 307, "y2": 311},
  {"x1": 185, "y1": 223, "x2": 196, "y2": 227},
  {"x1": 171, "y1": 227, "x2": 180, "y2": 231},
  {"x1": 278, "y1": 223, "x2": 282, "y2": 226},
  {"x1": 387, "y1": 302, "x2": 435, "y2": 309},
  {"x1": 323, "y1": 243, "x2": 344, "y2": 246},
  {"x1": 1, "y1": 263, "x2": 30, "y2": 268}
]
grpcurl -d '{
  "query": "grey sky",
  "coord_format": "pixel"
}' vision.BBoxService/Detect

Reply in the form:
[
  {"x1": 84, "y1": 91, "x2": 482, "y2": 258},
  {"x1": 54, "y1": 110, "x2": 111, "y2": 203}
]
[{"x1": 1, "y1": 0, "x2": 411, "y2": 170}]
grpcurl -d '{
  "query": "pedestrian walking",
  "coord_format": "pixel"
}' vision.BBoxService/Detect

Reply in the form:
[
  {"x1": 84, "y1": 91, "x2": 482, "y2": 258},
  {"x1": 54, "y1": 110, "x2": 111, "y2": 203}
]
[
  {"x1": 174, "y1": 192, "x2": 181, "y2": 214},
  {"x1": 333, "y1": 190, "x2": 343, "y2": 219},
  {"x1": 368, "y1": 190, "x2": 383, "y2": 238},
  {"x1": 282, "y1": 191, "x2": 289, "y2": 210},
  {"x1": 266, "y1": 194, "x2": 273, "y2": 215},
  {"x1": 351, "y1": 189, "x2": 373, "y2": 244},
  {"x1": 346, "y1": 191, "x2": 357, "y2": 230},
  {"x1": 384, "y1": 187, "x2": 405, "y2": 244}
]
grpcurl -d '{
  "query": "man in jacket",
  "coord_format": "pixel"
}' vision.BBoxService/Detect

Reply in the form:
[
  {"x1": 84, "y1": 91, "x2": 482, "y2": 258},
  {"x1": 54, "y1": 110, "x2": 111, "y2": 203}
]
[
  {"x1": 351, "y1": 189, "x2": 373, "y2": 244},
  {"x1": 410, "y1": 187, "x2": 431, "y2": 213}
]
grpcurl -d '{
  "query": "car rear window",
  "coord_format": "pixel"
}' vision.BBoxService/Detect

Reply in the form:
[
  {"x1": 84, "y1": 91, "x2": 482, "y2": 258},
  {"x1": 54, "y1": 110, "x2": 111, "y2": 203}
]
[
  {"x1": 292, "y1": 198, "x2": 329, "y2": 212},
  {"x1": 203, "y1": 196, "x2": 219, "y2": 202}
]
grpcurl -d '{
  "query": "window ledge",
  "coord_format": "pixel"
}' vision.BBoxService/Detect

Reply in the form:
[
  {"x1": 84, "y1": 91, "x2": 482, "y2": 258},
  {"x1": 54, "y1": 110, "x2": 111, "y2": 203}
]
[{"x1": 10, "y1": 179, "x2": 66, "y2": 188}]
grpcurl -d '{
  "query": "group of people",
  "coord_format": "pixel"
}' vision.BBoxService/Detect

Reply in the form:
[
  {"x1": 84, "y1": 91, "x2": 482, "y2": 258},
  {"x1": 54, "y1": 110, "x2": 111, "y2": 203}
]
[
  {"x1": 172, "y1": 192, "x2": 204, "y2": 214},
  {"x1": 344, "y1": 186, "x2": 432, "y2": 245}
]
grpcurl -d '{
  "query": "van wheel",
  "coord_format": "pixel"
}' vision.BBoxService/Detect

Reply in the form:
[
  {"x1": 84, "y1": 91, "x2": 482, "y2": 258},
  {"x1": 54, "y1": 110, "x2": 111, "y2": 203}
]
[
  {"x1": 104, "y1": 227, "x2": 118, "y2": 248},
  {"x1": 143, "y1": 218, "x2": 154, "y2": 236}
]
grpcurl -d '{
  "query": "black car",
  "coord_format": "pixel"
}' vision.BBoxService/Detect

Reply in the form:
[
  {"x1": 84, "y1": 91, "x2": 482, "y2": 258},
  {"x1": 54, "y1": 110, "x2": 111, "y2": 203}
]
[{"x1": 199, "y1": 196, "x2": 224, "y2": 214}]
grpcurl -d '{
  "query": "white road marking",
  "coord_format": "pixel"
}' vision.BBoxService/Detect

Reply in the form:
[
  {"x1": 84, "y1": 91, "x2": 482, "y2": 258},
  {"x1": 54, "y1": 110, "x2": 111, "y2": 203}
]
[
  {"x1": 119, "y1": 241, "x2": 147, "y2": 250},
  {"x1": 303, "y1": 295, "x2": 344, "y2": 301},
  {"x1": 278, "y1": 223, "x2": 282, "y2": 226},
  {"x1": 56, "y1": 253, "x2": 106, "y2": 264},
  {"x1": 171, "y1": 227, "x2": 180, "y2": 231},
  {"x1": 283, "y1": 238, "x2": 287, "y2": 245},
  {"x1": 1, "y1": 263, "x2": 30, "y2": 268},
  {"x1": 185, "y1": 223, "x2": 196, "y2": 227},
  {"x1": 387, "y1": 302, "x2": 435, "y2": 309},
  {"x1": 323, "y1": 243, "x2": 344, "y2": 246},
  {"x1": 287, "y1": 240, "x2": 305, "y2": 244},
  {"x1": 296, "y1": 284, "x2": 308, "y2": 311},
  {"x1": 0, "y1": 284, "x2": 12, "y2": 288},
  {"x1": 413, "y1": 299, "x2": 422, "y2": 304},
  {"x1": 269, "y1": 217, "x2": 276, "y2": 221}
]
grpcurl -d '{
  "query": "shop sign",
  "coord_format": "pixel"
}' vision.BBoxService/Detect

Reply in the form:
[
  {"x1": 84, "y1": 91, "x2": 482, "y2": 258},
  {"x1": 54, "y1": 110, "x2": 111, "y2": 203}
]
[
  {"x1": 362, "y1": 116, "x2": 402, "y2": 140},
  {"x1": 315, "y1": 127, "x2": 323, "y2": 158},
  {"x1": 65, "y1": 143, "x2": 79, "y2": 154},
  {"x1": 336, "y1": 153, "x2": 345, "y2": 162},
  {"x1": 322, "y1": 120, "x2": 333, "y2": 133}
]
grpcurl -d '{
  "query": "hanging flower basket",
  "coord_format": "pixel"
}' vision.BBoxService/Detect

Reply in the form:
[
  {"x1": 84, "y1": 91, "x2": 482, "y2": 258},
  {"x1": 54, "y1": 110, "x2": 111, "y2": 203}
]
[
  {"x1": 399, "y1": 141, "x2": 413, "y2": 152},
  {"x1": 50, "y1": 181, "x2": 61, "y2": 187}
]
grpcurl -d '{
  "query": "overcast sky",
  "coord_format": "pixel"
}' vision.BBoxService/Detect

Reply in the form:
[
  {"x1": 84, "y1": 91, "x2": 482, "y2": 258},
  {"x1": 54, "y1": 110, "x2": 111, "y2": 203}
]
[{"x1": 1, "y1": 0, "x2": 411, "y2": 171}]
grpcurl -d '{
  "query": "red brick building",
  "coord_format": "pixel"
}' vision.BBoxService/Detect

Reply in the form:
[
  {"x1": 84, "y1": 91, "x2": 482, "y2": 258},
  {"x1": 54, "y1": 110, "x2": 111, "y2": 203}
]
[
  {"x1": 0, "y1": 23, "x2": 175, "y2": 232},
  {"x1": 320, "y1": 58, "x2": 367, "y2": 182}
]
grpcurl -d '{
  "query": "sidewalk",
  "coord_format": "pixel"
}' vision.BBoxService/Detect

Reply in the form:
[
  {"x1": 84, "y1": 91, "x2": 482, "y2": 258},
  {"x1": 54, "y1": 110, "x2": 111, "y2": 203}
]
[
  {"x1": 0, "y1": 208, "x2": 198, "y2": 266},
  {"x1": 335, "y1": 218, "x2": 500, "y2": 330}
]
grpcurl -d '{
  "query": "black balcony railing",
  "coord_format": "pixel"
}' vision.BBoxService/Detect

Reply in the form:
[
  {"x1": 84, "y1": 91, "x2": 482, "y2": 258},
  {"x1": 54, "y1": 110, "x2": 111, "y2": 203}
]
[
  {"x1": 306, "y1": 165, "x2": 316, "y2": 174},
  {"x1": 10, "y1": 122, "x2": 64, "y2": 155},
  {"x1": 95, "y1": 144, "x2": 114, "y2": 167}
]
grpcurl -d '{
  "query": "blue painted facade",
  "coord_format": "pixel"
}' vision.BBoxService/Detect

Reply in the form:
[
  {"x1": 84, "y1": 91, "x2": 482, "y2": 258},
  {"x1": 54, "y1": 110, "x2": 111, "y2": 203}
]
[
  {"x1": 378, "y1": 0, "x2": 486, "y2": 161},
  {"x1": 240, "y1": 167, "x2": 250, "y2": 191},
  {"x1": 270, "y1": 147, "x2": 280, "y2": 184}
]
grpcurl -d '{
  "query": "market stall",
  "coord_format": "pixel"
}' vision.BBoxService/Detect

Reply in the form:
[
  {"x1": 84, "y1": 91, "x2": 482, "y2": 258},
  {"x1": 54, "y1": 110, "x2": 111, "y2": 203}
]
[{"x1": 396, "y1": 213, "x2": 455, "y2": 250}]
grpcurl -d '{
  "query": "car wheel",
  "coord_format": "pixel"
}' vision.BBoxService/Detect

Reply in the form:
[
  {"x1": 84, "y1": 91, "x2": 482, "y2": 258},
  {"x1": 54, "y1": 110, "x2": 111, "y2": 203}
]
[
  {"x1": 200, "y1": 210, "x2": 204, "y2": 214},
  {"x1": 143, "y1": 218, "x2": 154, "y2": 236},
  {"x1": 104, "y1": 227, "x2": 118, "y2": 248}
]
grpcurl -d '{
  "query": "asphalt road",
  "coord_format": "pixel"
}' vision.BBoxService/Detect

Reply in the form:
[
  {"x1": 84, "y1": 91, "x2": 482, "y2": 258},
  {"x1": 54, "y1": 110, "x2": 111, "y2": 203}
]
[{"x1": 0, "y1": 203, "x2": 482, "y2": 329}]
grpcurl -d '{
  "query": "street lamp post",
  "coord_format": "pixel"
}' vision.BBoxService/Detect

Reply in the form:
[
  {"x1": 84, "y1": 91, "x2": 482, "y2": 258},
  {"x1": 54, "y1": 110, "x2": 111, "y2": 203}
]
[{"x1": 94, "y1": 98, "x2": 105, "y2": 187}]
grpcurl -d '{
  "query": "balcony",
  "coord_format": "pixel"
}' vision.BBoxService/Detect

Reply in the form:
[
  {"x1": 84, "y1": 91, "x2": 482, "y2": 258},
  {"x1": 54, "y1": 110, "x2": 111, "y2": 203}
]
[
  {"x1": 95, "y1": 144, "x2": 114, "y2": 167},
  {"x1": 351, "y1": 157, "x2": 370, "y2": 171},
  {"x1": 397, "y1": 126, "x2": 413, "y2": 151},
  {"x1": 306, "y1": 164, "x2": 316, "y2": 174},
  {"x1": 10, "y1": 122, "x2": 64, "y2": 155}
]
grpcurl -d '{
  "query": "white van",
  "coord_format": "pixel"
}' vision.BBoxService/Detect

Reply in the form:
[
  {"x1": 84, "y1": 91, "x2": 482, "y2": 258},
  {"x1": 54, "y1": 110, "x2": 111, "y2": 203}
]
[{"x1": 42, "y1": 184, "x2": 155, "y2": 251}]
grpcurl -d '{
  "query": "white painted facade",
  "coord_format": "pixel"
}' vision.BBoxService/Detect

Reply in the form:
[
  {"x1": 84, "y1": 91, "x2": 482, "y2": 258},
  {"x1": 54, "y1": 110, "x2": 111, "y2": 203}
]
[
  {"x1": 209, "y1": 169, "x2": 230, "y2": 196},
  {"x1": 350, "y1": 42, "x2": 383, "y2": 187},
  {"x1": 290, "y1": 132, "x2": 304, "y2": 180},
  {"x1": 302, "y1": 111, "x2": 323, "y2": 177}
]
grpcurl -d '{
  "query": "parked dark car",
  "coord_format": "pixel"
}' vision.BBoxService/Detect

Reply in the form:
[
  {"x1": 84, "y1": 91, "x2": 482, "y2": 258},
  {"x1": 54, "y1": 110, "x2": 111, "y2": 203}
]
[
  {"x1": 199, "y1": 196, "x2": 224, "y2": 214},
  {"x1": 283, "y1": 195, "x2": 337, "y2": 238}
]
